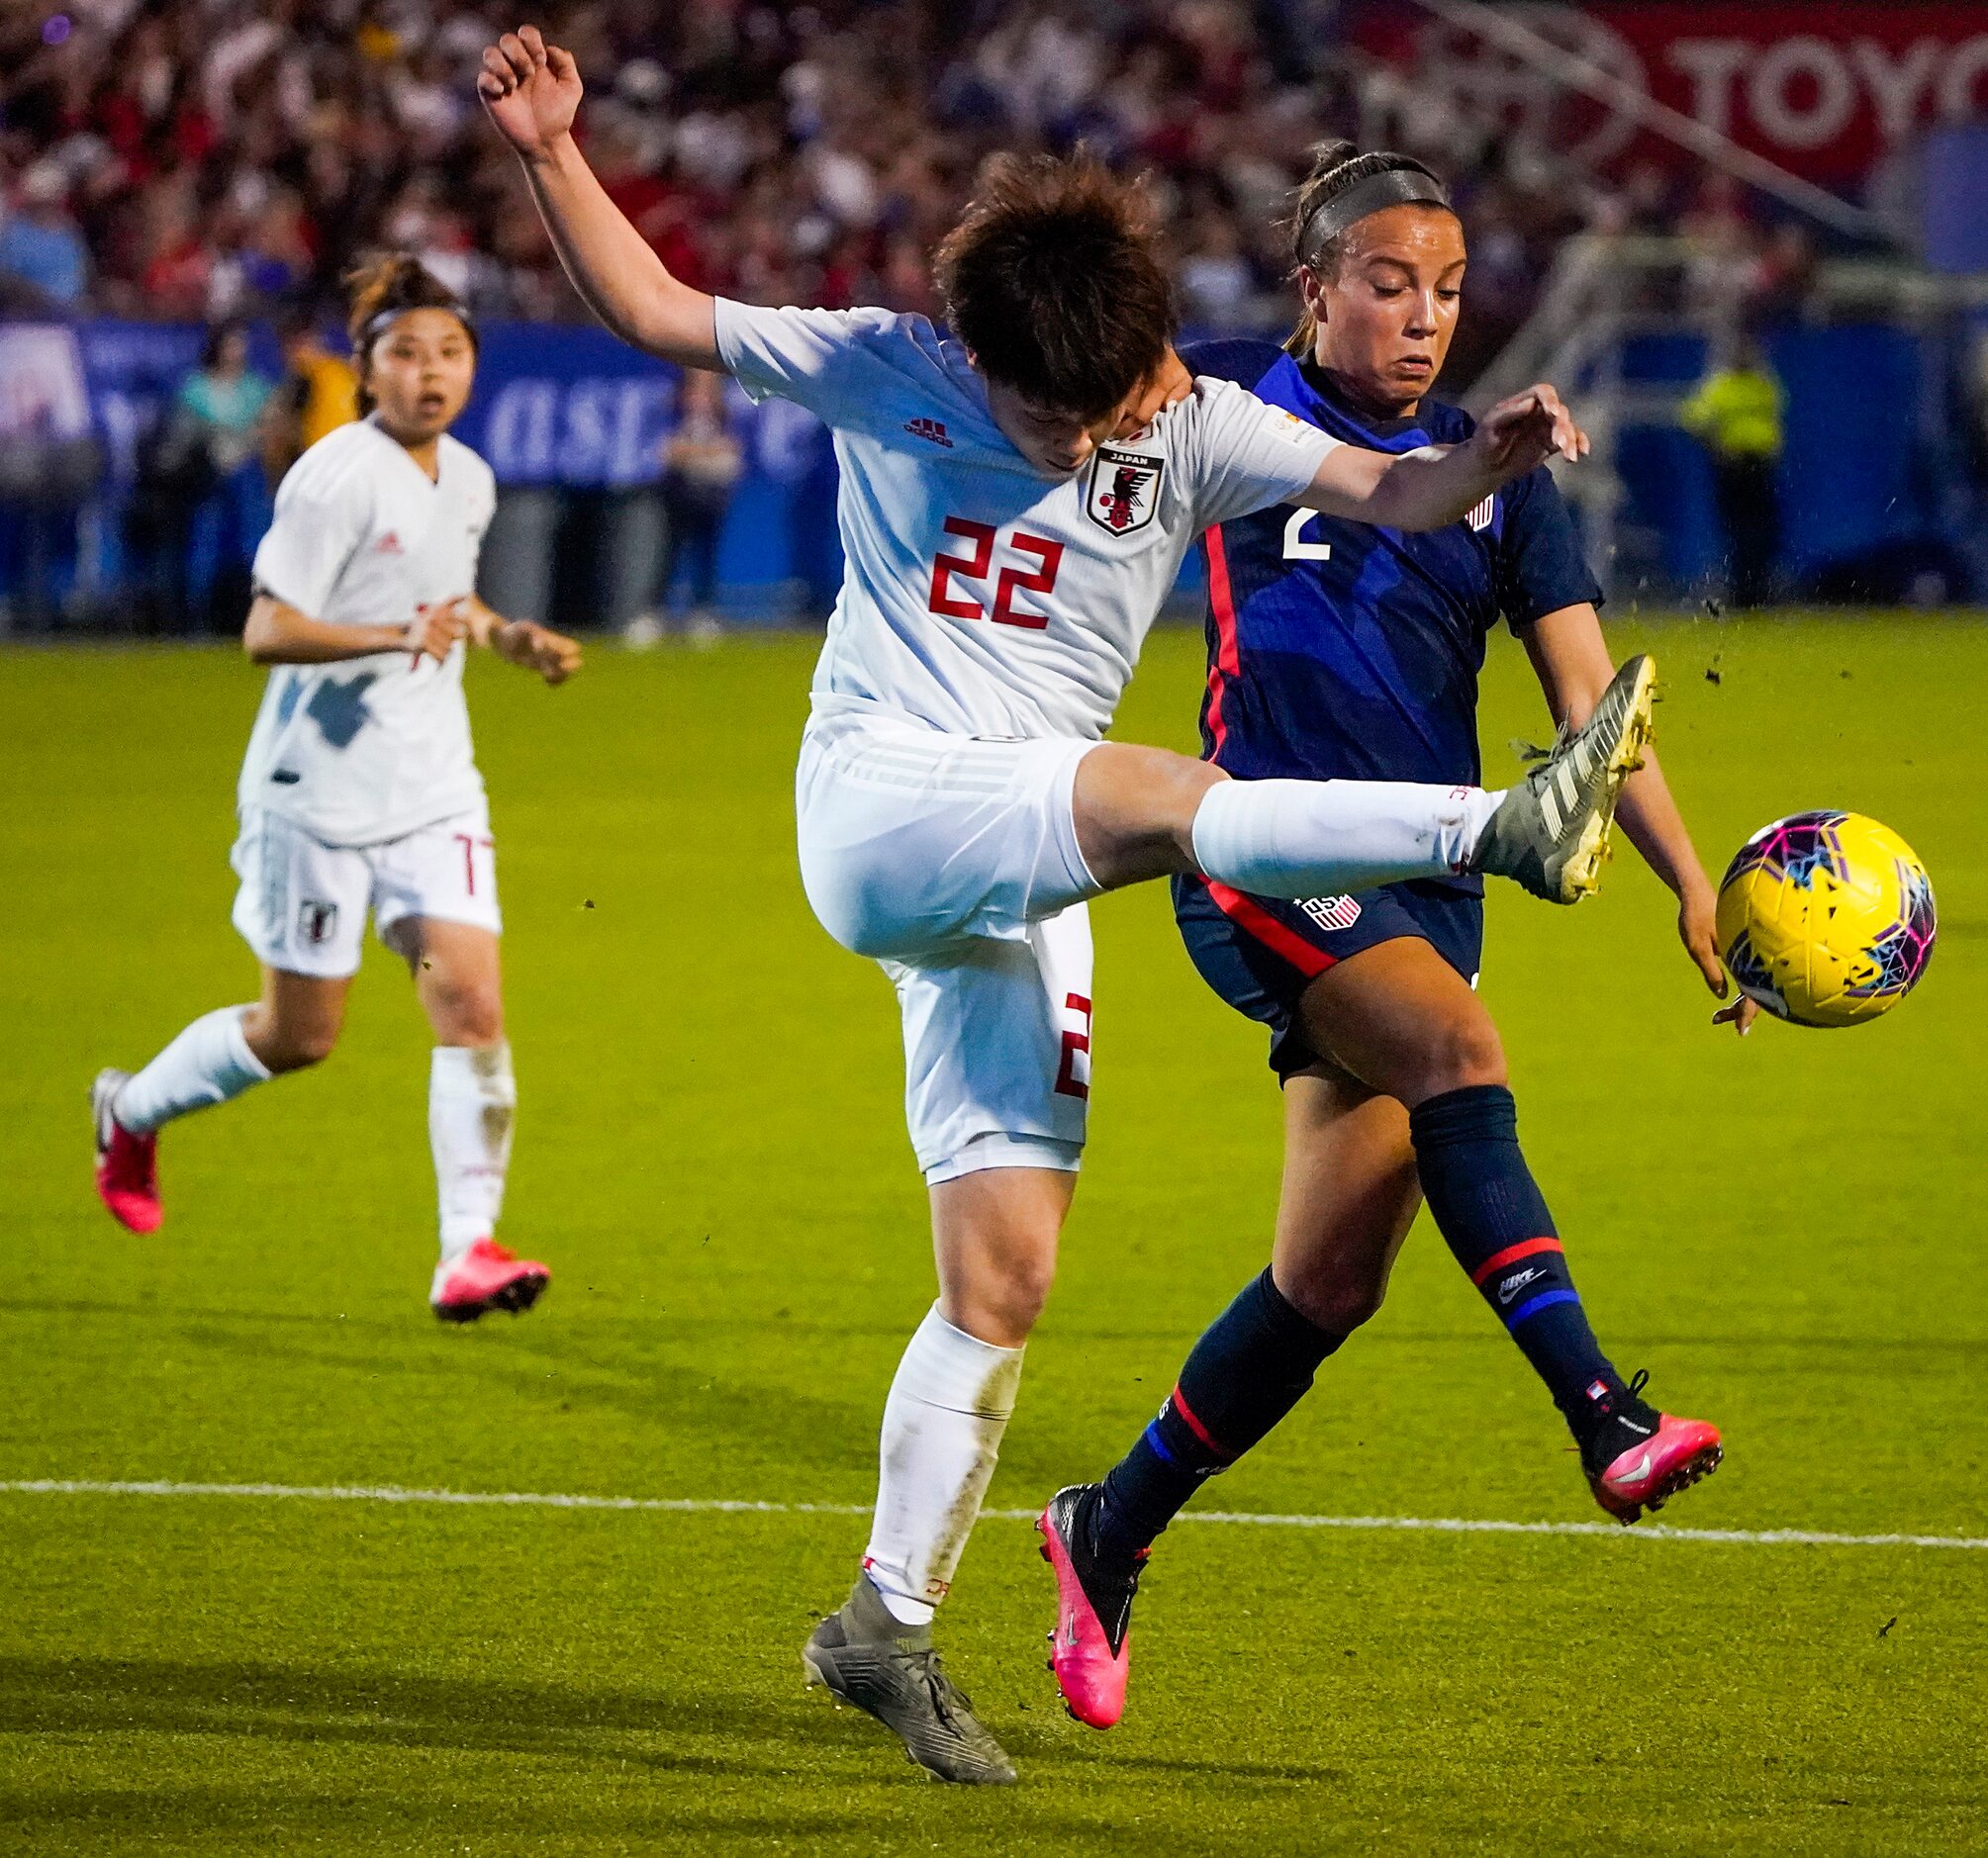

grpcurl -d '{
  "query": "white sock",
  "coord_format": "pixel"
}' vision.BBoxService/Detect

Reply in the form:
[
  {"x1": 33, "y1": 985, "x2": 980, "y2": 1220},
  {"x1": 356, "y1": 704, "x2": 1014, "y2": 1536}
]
[
  {"x1": 114, "y1": 1006, "x2": 272, "y2": 1135},
  {"x1": 429, "y1": 1043, "x2": 516, "y2": 1261},
  {"x1": 863, "y1": 1305, "x2": 1026, "y2": 1627},
  {"x1": 1190, "y1": 777, "x2": 1504, "y2": 898}
]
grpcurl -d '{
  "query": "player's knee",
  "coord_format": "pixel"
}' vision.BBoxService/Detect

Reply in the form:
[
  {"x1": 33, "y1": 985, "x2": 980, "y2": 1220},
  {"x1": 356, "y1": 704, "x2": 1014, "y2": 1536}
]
[
  {"x1": 1074, "y1": 744, "x2": 1223, "y2": 887},
  {"x1": 1423, "y1": 1010, "x2": 1506, "y2": 1095},
  {"x1": 979, "y1": 1263, "x2": 1055, "y2": 1343},
  {"x1": 1282, "y1": 1263, "x2": 1388, "y2": 1334},
  {"x1": 263, "y1": 1022, "x2": 340, "y2": 1072},
  {"x1": 443, "y1": 992, "x2": 506, "y2": 1047},
  {"x1": 426, "y1": 976, "x2": 505, "y2": 1047},
  {"x1": 948, "y1": 1249, "x2": 1057, "y2": 1347}
]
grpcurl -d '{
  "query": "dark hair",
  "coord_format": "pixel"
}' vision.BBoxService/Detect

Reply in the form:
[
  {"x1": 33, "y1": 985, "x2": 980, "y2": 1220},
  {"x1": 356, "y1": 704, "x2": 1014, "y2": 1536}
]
[
  {"x1": 935, "y1": 150, "x2": 1174, "y2": 419},
  {"x1": 1282, "y1": 142, "x2": 1454, "y2": 357},
  {"x1": 344, "y1": 252, "x2": 475, "y2": 415},
  {"x1": 199, "y1": 320, "x2": 250, "y2": 372}
]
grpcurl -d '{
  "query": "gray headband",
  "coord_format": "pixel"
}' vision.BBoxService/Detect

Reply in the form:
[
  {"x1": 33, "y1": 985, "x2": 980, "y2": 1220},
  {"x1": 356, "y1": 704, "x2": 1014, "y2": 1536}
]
[
  {"x1": 358, "y1": 301, "x2": 478, "y2": 354},
  {"x1": 1298, "y1": 167, "x2": 1454, "y2": 268}
]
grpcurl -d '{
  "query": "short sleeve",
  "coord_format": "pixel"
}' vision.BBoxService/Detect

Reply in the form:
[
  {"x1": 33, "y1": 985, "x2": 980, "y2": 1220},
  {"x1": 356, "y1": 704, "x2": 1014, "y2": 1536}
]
[
  {"x1": 252, "y1": 446, "x2": 368, "y2": 618},
  {"x1": 1495, "y1": 464, "x2": 1604, "y2": 629},
  {"x1": 1180, "y1": 375, "x2": 1342, "y2": 530},
  {"x1": 712, "y1": 298, "x2": 901, "y2": 424}
]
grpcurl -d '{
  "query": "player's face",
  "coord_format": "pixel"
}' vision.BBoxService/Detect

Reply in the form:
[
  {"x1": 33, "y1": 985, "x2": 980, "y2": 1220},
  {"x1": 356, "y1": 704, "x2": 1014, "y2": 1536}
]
[
  {"x1": 1304, "y1": 206, "x2": 1467, "y2": 415},
  {"x1": 984, "y1": 362, "x2": 1180, "y2": 476},
  {"x1": 364, "y1": 310, "x2": 478, "y2": 444}
]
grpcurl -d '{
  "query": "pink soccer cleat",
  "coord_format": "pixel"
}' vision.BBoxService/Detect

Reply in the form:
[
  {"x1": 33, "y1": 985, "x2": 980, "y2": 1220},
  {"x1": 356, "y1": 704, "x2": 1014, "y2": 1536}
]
[
  {"x1": 92, "y1": 1068, "x2": 162, "y2": 1234},
  {"x1": 1038, "y1": 1484, "x2": 1146, "y2": 1729},
  {"x1": 430, "y1": 1238, "x2": 550, "y2": 1324},
  {"x1": 1583, "y1": 1371, "x2": 1723, "y2": 1525}
]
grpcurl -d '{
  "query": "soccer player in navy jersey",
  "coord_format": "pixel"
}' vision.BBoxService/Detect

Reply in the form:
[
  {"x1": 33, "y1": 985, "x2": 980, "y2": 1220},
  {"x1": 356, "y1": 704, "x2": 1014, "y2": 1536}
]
[{"x1": 1039, "y1": 143, "x2": 1753, "y2": 1730}]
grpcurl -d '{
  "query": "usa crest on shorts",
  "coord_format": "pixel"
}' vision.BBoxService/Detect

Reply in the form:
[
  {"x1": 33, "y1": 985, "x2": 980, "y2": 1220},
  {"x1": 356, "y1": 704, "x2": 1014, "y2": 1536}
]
[{"x1": 1086, "y1": 444, "x2": 1166, "y2": 535}]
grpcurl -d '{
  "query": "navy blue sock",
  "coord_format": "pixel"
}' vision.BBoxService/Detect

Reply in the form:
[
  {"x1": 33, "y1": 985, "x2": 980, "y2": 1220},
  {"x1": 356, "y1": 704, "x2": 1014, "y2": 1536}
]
[
  {"x1": 1095, "y1": 1267, "x2": 1344, "y2": 1562},
  {"x1": 1407, "y1": 1083, "x2": 1626, "y2": 1439}
]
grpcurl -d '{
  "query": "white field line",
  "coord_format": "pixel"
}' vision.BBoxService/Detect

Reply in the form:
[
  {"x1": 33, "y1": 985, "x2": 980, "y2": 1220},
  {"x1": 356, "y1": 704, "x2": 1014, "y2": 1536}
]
[{"x1": 2, "y1": 1479, "x2": 1985, "y2": 1552}]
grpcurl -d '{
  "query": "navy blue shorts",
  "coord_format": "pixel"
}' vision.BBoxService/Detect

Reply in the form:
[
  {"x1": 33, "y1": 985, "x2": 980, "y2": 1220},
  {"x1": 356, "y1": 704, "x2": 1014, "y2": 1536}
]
[{"x1": 1173, "y1": 874, "x2": 1484, "y2": 1078}]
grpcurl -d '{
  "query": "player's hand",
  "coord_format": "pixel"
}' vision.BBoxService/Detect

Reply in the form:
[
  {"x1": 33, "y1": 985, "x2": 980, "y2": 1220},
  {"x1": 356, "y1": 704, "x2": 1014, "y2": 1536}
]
[
  {"x1": 1680, "y1": 883, "x2": 1757, "y2": 1036},
  {"x1": 478, "y1": 24, "x2": 583, "y2": 157},
  {"x1": 1116, "y1": 349, "x2": 1193, "y2": 438},
  {"x1": 1470, "y1": 384, "x2": 1589, "y2": 481},
  {"x1": 405, "y1": 601, "x2": 470, "y2": 667},
  {"x1": 500, "y1": 619, "x2": 583, "y2": 686}
]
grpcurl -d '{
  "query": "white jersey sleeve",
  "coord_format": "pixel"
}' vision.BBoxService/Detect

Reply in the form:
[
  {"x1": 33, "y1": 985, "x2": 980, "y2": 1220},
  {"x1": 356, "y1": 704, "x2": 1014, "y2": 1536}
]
[
  {"x1": 1178, "y1": 374, "x2": 1344, "y2": 532},
  {"x1": 712, "y1": 298, "x2": 932, "y2": 431},
  {"x1": 252, "y1": 442, "x2": 370, "y2": 618}
]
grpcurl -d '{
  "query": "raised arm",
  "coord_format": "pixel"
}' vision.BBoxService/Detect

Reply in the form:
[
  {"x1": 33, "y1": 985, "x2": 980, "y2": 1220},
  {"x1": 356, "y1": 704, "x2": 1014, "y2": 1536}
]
[
  {"x1": 1297, "y1": 384, "x2": 1589, "y2": 532},
  {"x1": 1523, "y1": 602, "x2": 1755, "y2": 1035},
  {"x1": 478, "y1": 25, "x2": 721, "y2": 370}
]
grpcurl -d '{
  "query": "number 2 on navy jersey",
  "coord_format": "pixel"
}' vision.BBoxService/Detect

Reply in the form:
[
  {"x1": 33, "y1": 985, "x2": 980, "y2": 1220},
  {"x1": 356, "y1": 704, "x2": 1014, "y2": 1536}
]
[
  {"x1": 1283, "y1": 508, "x2": 1332, "y2": 561},
  {"x1": 928, "y1": 517, "x2": 1065, "y2": 630}
]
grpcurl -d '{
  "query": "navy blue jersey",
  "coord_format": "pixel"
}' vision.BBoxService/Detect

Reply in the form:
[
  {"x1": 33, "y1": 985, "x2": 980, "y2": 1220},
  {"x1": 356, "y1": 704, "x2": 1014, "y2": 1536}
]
[{"x1": 1184, "y1": 338, "x2": 1601, "y2": 892}]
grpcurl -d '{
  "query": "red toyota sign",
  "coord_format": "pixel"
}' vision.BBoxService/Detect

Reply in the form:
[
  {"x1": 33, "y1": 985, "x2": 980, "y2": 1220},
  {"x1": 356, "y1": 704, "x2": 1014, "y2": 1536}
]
[{"x1": 1357, "y1": 3, "x2": 1988, "y2": 185}]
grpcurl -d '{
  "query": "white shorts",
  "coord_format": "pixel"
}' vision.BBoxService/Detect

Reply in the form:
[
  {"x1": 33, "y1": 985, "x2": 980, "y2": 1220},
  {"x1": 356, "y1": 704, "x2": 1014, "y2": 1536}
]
[
  {"x1": 230, "y1": 801, "x2": 502, "y2": 979},
  {"x1": 797, "y1": 707, "x2": 1102, "y2": 1182}
]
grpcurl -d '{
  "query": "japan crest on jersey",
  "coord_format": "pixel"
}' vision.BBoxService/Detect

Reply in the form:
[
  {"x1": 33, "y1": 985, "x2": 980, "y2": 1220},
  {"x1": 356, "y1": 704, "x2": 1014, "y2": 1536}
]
[{"x1": 1086, "y1": 443, "x2": 1166, "y2": 535}]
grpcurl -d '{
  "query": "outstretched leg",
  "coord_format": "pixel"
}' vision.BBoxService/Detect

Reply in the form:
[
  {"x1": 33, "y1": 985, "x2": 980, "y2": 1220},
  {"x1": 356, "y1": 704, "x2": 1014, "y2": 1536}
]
[{"x1": 1073, "y1": 654, "x2": 1656, "y2": 907}]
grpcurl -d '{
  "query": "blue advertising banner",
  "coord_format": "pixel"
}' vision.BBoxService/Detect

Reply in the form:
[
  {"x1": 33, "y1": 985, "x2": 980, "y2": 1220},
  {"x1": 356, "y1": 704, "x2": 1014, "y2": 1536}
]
[{"x1": 4, "y1": 316, "x2": 845, "y2": 612}]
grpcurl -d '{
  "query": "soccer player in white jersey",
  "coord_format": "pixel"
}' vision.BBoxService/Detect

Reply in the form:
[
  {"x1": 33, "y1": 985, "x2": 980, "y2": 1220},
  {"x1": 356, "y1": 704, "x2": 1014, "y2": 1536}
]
[
  {"x1": 92, "y1": 255, "x2": 583, "y2": 1324},
  {"x1": 479, "y1": 25, "x2": 1655, "y2": 1783}
]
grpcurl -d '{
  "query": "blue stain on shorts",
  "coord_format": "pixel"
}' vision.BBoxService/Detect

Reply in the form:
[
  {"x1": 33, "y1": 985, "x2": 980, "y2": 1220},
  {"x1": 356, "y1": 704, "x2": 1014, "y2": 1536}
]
[{"x1": 1173, "y1": 874, "x2": 1484, "y2": 1078}]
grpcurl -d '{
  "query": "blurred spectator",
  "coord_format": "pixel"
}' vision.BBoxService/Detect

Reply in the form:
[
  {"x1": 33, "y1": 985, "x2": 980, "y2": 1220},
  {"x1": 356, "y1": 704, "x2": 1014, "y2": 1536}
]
[
  {"x1": 262, "y1": 308, "x2": 360, "y2": 487},
  {"x1": 0, "y1": 0, "x2": 1841, "y2": 363},
  {"x1": 145, "y1": 322, "x2": 273, "y2": 630},
  {"x1": 0, "y1": 163, "x2": 89, "y2": 310},
  {"x1": 1681, "y1": 334, "x2": 1786, "y2": 609},
  {"x1": 1177, "y1": 211, "x2": 1258, "y2": 327},
  {"x1": 653, "y1": 369, "x2": 744, "y2": 634},
  {"x1": 0, "y1": 0, "x2": 1866, "y2": 633}
]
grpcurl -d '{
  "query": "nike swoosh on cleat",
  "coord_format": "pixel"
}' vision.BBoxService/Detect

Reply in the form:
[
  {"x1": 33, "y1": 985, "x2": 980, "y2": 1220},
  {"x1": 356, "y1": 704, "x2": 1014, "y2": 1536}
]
[{"x1": 1607, "y1": 1450, "x2": 1656, "y2": 1487}]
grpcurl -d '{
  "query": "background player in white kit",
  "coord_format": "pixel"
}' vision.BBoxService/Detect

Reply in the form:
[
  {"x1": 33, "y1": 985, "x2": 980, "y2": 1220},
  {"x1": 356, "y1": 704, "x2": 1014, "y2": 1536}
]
[
  {"x1": 92, "y1": 255, "x2": 583, "y2": 1324},
  {"x1": 480, "y1": 26, "x2": 1653, "y2": 1782}
]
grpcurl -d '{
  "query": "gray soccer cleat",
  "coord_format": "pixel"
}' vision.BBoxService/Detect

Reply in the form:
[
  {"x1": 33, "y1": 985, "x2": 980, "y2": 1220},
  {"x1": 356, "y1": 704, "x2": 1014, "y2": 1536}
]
[
  {"x1": 1472, "y1": 653, "x2": 1657, "y2": 903},
  {"x1": 802, "y1": 1576, "x2": 1017, "y2": 1785}
]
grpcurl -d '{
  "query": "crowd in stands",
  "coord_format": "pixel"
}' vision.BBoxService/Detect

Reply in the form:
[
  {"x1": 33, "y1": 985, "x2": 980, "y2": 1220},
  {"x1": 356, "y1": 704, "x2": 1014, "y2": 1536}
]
[
  {"x1": 1, "y1": 0, "x2": 1820, "y2": 363},
  {"x1": 4, "y1": 0, "x2": 1885, "y2": 631}
]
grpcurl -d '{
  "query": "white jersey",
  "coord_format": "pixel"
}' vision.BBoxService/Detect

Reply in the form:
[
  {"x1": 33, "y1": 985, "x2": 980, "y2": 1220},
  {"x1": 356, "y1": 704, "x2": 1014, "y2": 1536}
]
[
  {"x1": 714, "y1": 300, "x2": 1340, "y2": 741},
  {"x1": 239, "y1": 418, "x2": 497, "y2": 847}
]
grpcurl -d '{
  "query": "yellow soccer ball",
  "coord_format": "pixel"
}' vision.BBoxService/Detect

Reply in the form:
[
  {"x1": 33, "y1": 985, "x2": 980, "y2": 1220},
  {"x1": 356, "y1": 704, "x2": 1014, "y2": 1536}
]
[{"x1": 1715, "y1": 812, "x2": 1936, "y2": 1027}]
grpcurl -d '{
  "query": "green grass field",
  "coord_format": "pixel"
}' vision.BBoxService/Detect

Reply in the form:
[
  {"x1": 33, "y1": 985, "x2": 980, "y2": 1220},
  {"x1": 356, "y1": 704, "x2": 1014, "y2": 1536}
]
[{"x1": 3, "y1": 614, "x2": 1985, "y2": 1855}]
